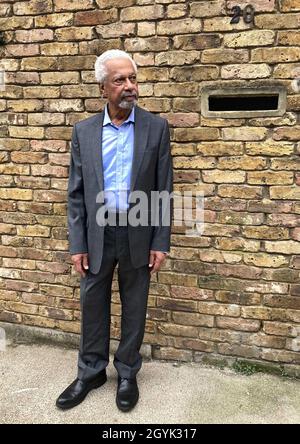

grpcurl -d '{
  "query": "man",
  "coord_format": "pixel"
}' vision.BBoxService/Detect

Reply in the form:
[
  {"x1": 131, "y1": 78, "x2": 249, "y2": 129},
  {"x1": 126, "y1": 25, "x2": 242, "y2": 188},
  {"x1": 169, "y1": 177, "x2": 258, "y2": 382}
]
[{"x1": 56, "y1": 50, "x2": 173, "y2": 412}]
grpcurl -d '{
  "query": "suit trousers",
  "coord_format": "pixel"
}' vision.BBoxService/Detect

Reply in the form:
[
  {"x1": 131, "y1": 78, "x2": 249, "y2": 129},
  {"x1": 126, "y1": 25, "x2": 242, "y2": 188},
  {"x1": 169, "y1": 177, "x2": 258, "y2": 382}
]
[{"x1": 77, "y1": 212, "x2": 151, "y2": 381}]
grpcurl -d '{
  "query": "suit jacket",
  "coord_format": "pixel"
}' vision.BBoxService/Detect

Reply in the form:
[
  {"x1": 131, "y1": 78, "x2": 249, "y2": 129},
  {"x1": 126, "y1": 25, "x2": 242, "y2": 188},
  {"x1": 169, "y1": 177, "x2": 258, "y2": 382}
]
[{"x1": 67, "y1": 105, "x2": 173, "y2": 274}]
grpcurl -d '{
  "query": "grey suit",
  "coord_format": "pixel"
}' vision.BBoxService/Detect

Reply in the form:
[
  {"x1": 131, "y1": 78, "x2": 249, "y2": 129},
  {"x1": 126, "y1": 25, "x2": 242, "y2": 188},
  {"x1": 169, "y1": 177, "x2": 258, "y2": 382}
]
[{"x1": 67, "y1": 105, "x2": 173, "y2": 380}]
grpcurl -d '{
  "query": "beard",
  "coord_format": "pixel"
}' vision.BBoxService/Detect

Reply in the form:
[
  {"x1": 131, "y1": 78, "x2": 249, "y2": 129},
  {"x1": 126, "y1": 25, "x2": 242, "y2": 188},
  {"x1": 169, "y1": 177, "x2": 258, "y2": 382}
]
[{"x1": 119, "y1": 93, "x2": 138, "y2": 109}]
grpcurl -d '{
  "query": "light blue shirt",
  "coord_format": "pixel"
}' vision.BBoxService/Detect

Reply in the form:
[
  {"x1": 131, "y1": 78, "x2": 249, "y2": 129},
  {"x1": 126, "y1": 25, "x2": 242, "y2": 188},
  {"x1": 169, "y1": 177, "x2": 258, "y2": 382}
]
[{"x1": 102, "y1": 104, "x2": 135, "y2": 212}]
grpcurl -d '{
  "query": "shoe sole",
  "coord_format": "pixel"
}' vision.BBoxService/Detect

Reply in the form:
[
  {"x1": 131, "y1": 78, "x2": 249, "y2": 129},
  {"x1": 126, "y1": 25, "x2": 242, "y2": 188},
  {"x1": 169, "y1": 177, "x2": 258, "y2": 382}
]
[
  {"x1": 116, "y1": 392, "x2": 139, "y2": 412},
  {"x1": 56, "y1": 375, "x2": 107, "y2": 410}
]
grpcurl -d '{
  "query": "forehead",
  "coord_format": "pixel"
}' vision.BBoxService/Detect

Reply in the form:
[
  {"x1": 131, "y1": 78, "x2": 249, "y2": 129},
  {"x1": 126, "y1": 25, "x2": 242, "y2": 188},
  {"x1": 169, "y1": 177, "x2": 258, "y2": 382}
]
[{"x1": 105, "y1": 58, "x2": 136, "y2": 78}]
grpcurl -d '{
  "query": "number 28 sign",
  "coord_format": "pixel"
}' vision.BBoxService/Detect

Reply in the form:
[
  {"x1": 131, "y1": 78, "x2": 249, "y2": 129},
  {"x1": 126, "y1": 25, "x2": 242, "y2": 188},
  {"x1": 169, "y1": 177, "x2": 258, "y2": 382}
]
[{"x1": 229, "y1": 4, "x2": 255, "y2": 24}]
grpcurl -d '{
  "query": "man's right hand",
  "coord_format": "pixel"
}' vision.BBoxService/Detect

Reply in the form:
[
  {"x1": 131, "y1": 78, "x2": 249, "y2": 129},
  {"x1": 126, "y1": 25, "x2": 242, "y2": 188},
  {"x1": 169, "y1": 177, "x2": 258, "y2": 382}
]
[{"x1": 71, "y1": 253, "x2": 89, "y2": 278}]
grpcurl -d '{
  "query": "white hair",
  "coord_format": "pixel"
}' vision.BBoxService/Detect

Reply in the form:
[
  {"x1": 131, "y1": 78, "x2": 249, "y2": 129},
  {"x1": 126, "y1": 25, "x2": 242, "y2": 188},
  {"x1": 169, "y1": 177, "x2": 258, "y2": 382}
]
[{"x1": 95, "y1": 49, "x2": 137, "y2": 83}]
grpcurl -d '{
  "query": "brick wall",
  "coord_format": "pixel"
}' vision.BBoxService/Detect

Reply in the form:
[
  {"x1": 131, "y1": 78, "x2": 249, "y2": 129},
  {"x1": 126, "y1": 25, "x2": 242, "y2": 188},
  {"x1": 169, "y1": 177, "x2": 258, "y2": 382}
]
[{"x1": 0, "y1": 0, "x2": 300, "y2": 376}]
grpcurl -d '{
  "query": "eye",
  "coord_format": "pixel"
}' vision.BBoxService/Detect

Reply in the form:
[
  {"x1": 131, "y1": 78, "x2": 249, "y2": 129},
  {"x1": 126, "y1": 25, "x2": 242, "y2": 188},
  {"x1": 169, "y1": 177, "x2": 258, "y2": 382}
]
[{"x1": 129, "y1": 75, "x2": 137, "y2": 83}]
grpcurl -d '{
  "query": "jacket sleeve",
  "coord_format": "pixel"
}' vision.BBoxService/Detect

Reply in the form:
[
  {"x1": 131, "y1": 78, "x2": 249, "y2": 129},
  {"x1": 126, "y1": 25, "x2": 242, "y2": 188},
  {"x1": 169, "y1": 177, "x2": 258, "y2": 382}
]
[
  {"x1": 150, "y1": 119, "x2": 173, "y2": 253},
  {"x1": 67, "y1": 124, "x2": 88, "y2": 255}
]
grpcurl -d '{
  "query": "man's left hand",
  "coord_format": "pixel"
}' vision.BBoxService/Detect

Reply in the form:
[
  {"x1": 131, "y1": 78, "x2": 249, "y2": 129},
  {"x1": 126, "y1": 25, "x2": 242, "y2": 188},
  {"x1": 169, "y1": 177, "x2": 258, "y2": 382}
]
[{"x1": 148, "y1": 250, "x2": 167, "y2": 274}]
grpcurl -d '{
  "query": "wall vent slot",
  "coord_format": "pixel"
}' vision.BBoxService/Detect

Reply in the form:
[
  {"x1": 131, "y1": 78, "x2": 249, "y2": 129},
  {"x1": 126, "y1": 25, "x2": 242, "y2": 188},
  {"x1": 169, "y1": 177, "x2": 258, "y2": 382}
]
[{"x1": 201, "y1": 86, "x2": 286, "y2": 118}]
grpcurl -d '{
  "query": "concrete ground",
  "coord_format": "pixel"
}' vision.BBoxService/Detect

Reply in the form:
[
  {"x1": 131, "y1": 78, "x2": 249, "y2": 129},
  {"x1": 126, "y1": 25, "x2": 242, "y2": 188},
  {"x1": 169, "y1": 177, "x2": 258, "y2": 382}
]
[{"x1": 0, "y1": 343, "x2": 299, "y2": 424}]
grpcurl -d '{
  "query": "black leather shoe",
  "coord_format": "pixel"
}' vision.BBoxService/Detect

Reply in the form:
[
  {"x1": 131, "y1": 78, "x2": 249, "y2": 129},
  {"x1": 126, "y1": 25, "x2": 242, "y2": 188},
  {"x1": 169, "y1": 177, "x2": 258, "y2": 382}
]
[
  {"x1": 56, "y1": 370, "x2": 107, "y2": 410},
  {"x1": 116, "y1": 376, "x2": 139, "y2": 412}
]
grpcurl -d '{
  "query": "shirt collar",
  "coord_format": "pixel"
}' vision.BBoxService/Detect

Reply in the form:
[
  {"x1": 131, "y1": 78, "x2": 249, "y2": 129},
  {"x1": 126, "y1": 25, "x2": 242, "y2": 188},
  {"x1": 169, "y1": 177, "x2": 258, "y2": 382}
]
[{"x1": 103, "y1": 104, "x2": 135, "y2": 127}]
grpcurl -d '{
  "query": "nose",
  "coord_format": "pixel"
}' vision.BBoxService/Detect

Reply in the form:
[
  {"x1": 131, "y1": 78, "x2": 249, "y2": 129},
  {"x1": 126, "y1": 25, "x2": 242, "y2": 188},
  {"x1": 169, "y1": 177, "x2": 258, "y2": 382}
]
[{"x1": 124, "y1": 77, "x2": 134, "y2": 89}]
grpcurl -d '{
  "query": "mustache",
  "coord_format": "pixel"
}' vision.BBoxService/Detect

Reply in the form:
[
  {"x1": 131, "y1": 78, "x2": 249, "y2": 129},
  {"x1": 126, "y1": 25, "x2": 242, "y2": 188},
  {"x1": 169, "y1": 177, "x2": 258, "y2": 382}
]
[{"x1": 121, "y1": 92, "x2": 137, "y2": 98}]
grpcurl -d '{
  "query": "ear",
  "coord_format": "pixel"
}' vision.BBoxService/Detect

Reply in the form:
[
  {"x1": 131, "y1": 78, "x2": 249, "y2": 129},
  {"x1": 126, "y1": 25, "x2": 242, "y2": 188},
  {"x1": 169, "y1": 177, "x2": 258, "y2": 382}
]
[{"x1": 99, "y1": 83, "x2": 107, "y2": 98}]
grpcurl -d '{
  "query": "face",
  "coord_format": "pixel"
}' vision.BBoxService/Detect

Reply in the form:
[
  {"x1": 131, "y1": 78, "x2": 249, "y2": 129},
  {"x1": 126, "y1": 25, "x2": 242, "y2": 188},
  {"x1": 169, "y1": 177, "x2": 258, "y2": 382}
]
[{"x1": 101, "y1": 58, "x2": 139, "y2": 110}]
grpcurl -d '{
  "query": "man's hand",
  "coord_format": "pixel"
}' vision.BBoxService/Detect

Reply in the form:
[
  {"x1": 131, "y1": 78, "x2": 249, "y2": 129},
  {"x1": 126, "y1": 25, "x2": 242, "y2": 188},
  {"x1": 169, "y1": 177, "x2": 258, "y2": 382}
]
[
  {"x1": 71, "y1": 253, "x2": 89, "y2": 278},
  {"x1": 148, "y1": 250, "x2": 167, "y2": 274}
]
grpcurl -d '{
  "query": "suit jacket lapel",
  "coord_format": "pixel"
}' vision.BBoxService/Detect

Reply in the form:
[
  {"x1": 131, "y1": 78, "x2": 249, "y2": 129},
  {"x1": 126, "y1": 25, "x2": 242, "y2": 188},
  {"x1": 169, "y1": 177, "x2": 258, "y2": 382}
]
[
  {"x1": 90, "y1": 110, "x2": 105, "y2": 192},
  {"x1": 130, "y1": 105, "x2": 150, "y2": 192}
]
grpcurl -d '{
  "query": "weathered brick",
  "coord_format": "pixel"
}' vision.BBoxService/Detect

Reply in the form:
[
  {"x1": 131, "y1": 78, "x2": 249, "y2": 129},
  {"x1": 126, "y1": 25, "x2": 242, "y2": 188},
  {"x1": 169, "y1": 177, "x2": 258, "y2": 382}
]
[
  {"x1": 249, "y1": 113, "x2": 297, "y2": 127},
  {"x1": 5, "y1": 44, "x2": 40, "y2": 57},
  {"x1": 244, "y1": 253, "x2": 289, "y2": 268},
  {"x1": 274, "y1": 62, "x2": 300, "y2": 78},
  {"x1": 203, "y1": 170, "x2": 245, "y2": 183},
  {"x1": 24, "y1": 86, "x2": 60, "y2": 99},
  {"x1": 153, "y1": 346, "x2": 193, "y2": 362},
  {"x1": 227, "y1": 0, "x2": 276, "y2": 12},
  {"x1": 270, "y1": 186, "x2": 300, "y2": 200},
  {"x1": 40, "y1": 71, "x2": 80, "y2": 85},
  {"x1": 96, "y1": 22, "x2": 135, "y2": 38},
  {"x1": 54, "y1": 0, "x2": 94, "y2": 11},
  {"x1": 170, "y1": 65, "x2": 219, "y2": 82},
  {"x1": 173, "y1": 155, "x2": 216, "y2": 168},
  {"x1": 265, "y1": 240, "x2": 300, "y2": 254},
  {"x1": 155, "y1": 82, "x2": 199, "y2": 97},
  {"x1": 28, "y1": 113, "x2": 65, "y2": 126},
  {"x1": 21, "y1": 57, "x2": 57, "y2": 71},
  {"x1": 248, "y1": 171, "x2": 294, "y2": 185},
  {"x1": 160, "y1": 113, "x2": 199, "y2": 127},
  {"x1": 9, "y1": 126, "x2": 44, "y2": 139},
  {"x1": 218, "y1": 156, "x2": 266, "y2": 170},
  {"x1": 44, "y1": 99, "x2": 84, "y2": 112},
  {"x1": 218, "y1": 185, "x2": 262, "y2": 199},
  {"x1": 31, "y1": 164, "x2": 69, "y2": 178},
  {"x1": 215, "y1": 290, "x2": 261, "y2": 305},
  {"x1": 157, "y1": 18, "x2": 202, "y2": 35},
  {"x1": 40, "y1": 42, "x2": 78, "y2": 56},
  {"x1": 45, "y1": 127, "x2": 72, "y2": 140},
  {"x1": 252, "y1": 47, "x2": 300, "y2": 63},
  {"x1": 216, "y1": 316, "x2": 260, "y2": 332},
  {"x1": 74, "y1": 9, "x2": 118, "y2": 26},
  {"x1": 245, "y1": 141, "x2": 294, "y2": 156},
  {"x1": 261, "y1": 349, "x2": 300, "y2": 364},
  {"x1": 278, "y1": 31, "x2": 300, "y2": 46},
  {"x1": 172, "y1": 311, "x2": 214, "y2": 327},
  {"x1": 30, "y1": 140, "x2": 67, "y2": 152},
  {"x1": 11, "y1": 151, "x2": 47, "y2": 164},
  {"x1": 13, "y1": 0, "x2": 53, "y2": 15},
  {"x1": 280, "y1": 0, "x2": 300, "y2": 12},
  {"x1": 0, "y1": 188, "x2": 32, "y2": 200},
  {"x1": 121, "y1": 5, "x2": 164, "y2": 21},
  {"x1": 202, "y1": 49, "x2": 249, "y2": 64},
  {"x1": 15, "y1": 29, "x2": 53, "y2": 43},
  {"x1": 0, "y1": 16, "x2": 34, "y2": 30},
  {"x1": 156, "y1": 51, "x2": 200, "y2": 66},
  {"x1": 35, "y1": 12, "x2": 73, "y2": 27},
  {"x1": 61, "y1": 84, "x2": 99, "y2": 98},
  {"x1": 55, "y1": 27, "x2": 94, "y2": 41},
  {"x1": 273, "y1": 126, "x2": 300, "y2": 141},
  {"x1": 255, "y1": 13, "x2": 300, "y2": 29},
  {"x1": 173, "y1": 34, "x2": 221, "y2": 50},
  {"x1": 125, "y1": 37, "x2": 169, "y2": 52},
  {"x1": 243, "y1": 226, "x2": 289, "y2": 240},
  {"x1": 224, "y1": 30, "x2": 275, "y2": 48},
  {"x1": 138, "y1": 98, "x2": 171, "y2": 112},
  {"x1": 203, "y1": 16, "x2": 252, "y2": 32},
  {"x1": 165, "y1": 2, "x2": 186, "y2": 18},
  {"x1": 158, "y1": 272, "x2": 198, "y2": 287},
  {"x1": 221, "y1": 64, "x2": 271, "y2": 79},
  {"x1": 137, "y1": 22, "x2": 156, "y2": 37},
  {"x1": 7, "y1": 100, "x2": 43, "y2": 113},
  {"x1": 223, "y1": 127, "x2": 267, "y2": 141}
]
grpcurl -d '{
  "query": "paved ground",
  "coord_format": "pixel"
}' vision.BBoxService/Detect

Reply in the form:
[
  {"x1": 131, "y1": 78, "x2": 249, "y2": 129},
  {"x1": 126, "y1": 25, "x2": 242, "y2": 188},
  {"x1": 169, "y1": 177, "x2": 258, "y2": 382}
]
[{"x1": 0, "y1": 343, "x2": 299, "y2": 424}]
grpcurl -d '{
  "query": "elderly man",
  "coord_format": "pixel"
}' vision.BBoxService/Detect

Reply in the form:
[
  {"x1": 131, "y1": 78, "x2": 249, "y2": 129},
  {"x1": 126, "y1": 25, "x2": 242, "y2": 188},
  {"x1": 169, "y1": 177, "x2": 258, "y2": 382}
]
[{"x1": 56, "y1": 50, "x2": 173, "y2": 412}]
